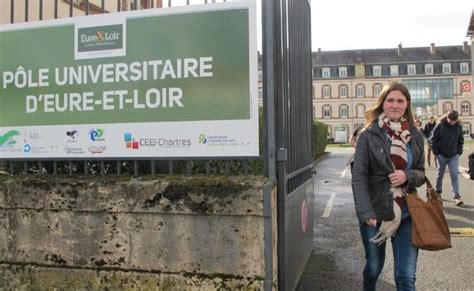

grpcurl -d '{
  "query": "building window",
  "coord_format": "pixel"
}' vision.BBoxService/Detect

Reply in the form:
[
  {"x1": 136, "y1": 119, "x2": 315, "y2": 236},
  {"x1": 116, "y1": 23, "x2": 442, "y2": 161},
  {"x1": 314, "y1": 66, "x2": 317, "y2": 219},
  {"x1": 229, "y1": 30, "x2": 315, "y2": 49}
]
[
  {"x1": 390, "y1": 65, "x2": 399, "y2": 76},
  {"x1": 373, "y1": 83, "x2": 382, "y2": 97},
  {"x1": 425, "y1": 64, "x2": 434, "y2": 75},
  {"x1": 258, "y1": 70, "x2": 262, "y2": 82},
  {"x1": 460, "y1": 62, "x2": 469, "y2": 74},
  {"x1": 442, "y1": 63, "x2": 451, "y2": 74},
  {"x1": 356, "y1": 84, "x2": 365, "y2": 98},
  {"x1": 339, "y1": 67, "x2": 347, "y2": 78},
  {"x1": 404, "y1": 78, "x2": 454, "y2": 117},
  {"x1": 373, "y1": 66, "x2": 382, "y2": 77},
  {"x1": 258, "y1": 88, "x2": 263, "y2": 100},
  {"x1": 340, "y1": 105, "x2": 349, "y2": 118},
  {"x1": 407, "y1": 64, "x2": 416, "y2": 75},
  {"x1": 339, "y1": 85, "x2": 348, "y2": 98},
  {"x1": 443, "y1": 102, "x2": 454, "y2": 113},
  {"x1": 462, "y1": 123, "x2": 470, "y2": 136},
  {"x1": 461, "y1": 102, "x2": 470, "y2": 115},
  {"x1": 322, "y1": 85, "x2": 331, "y2": 98},
  {"x1": 312, "y1": 85, "x2": 316, "y2": 99},
  {"x1": 323, "y1": 106, "x2": 331, "y2": 118},
  {"x1": 357, "y1": 104, "x2": 366, "y2": 117},
  {"x1": 322, "y1": 67, "x2": 331, "y2": 78}
]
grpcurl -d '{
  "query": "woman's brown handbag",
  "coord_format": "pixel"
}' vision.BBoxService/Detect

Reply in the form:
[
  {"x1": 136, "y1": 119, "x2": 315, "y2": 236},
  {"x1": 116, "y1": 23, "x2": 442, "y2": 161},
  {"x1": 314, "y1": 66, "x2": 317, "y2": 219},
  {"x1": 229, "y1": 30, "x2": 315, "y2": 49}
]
[{"x1": 406, "y1": 178, "x2": 452, "y2": 251}]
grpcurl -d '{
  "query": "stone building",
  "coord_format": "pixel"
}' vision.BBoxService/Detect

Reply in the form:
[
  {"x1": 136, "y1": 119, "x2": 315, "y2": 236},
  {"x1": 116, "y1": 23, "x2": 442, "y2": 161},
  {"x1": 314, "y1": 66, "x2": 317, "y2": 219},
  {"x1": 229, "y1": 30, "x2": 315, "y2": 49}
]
[
  {"x1": 311, "y1": 43, "x2": 472, "y2": 142},
  {"x1": 0, "y1": 0, "x2": 162, "y2": 24}
]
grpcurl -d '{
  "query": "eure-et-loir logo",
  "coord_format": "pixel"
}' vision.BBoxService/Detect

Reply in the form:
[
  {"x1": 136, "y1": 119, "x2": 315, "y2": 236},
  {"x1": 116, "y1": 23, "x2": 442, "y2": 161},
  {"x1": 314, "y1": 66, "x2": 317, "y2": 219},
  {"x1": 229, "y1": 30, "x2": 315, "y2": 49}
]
[{"x1": 78, "y1": 24, "x2": 123, "y2": 53}]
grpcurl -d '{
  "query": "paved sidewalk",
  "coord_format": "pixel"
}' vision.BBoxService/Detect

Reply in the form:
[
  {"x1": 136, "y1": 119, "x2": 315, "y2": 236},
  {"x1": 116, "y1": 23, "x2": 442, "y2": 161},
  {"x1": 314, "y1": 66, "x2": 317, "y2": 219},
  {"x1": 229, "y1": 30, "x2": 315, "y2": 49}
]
[{"x1": 297, "y1": 146, "x2": 474, "y2": 291}]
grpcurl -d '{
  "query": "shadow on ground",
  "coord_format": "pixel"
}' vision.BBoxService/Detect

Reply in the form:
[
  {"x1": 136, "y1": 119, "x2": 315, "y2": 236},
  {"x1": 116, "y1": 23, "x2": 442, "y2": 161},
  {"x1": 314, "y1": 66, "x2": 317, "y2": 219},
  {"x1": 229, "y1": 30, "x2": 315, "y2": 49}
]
[{"x1": 296, "y1": 250, "x2": 396, "y2": 291}]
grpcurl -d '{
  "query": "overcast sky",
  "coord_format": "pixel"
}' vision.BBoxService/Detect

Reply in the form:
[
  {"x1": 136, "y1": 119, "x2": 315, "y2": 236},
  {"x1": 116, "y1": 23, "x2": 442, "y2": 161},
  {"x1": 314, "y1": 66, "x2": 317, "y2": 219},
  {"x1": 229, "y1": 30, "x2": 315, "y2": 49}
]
[
  {"x1": 160, "y1": 0, "x2": 472, "y2": 52},
  {"x1": 311, "y1": 0, "x2": 473, "y2": 51}
]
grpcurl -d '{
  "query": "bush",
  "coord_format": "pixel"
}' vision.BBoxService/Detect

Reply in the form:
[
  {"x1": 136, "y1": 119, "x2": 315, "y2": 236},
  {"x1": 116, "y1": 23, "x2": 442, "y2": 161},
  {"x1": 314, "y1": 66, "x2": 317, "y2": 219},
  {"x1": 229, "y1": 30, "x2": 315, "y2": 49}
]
[{"x1": 313, "y1": 120, "x2": 328, "y2": 160}]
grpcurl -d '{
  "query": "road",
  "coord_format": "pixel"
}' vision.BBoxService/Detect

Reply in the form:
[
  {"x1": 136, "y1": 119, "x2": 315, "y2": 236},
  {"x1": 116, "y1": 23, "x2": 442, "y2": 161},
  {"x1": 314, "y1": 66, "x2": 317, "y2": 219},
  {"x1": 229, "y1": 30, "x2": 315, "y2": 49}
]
[{"x1": 297, "y1": 146, "x2": 474, "y2": 291}]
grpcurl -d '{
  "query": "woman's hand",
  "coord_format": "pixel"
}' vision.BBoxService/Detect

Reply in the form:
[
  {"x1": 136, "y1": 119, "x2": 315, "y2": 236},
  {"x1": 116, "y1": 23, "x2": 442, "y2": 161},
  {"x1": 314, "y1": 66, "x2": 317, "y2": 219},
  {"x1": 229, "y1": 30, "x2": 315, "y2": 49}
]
[
  {"x1": 389, "y1": 170, "x2": 407, "y2": 186},
  {"x1": 365, "y1": 218, "x2": 377, "y2": 227}
]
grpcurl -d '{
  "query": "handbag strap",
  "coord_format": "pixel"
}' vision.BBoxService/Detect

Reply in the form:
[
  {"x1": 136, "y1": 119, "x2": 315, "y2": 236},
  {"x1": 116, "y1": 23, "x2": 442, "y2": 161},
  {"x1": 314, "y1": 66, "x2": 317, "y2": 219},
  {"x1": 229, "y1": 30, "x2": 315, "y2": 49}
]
[
  {"x1": 424, "y1": 177, "x2": 438, "y2": 200},
  {"x1": 425, "y1": 177, "x2": 434, "y2": 189}
]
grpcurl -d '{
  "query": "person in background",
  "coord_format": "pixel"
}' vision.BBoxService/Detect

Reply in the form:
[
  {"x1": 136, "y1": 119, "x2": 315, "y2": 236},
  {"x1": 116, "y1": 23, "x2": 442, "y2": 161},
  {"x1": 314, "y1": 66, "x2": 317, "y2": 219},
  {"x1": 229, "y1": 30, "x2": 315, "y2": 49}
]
[
  {"x1": 430, "y1": 110, "x2": 464, "y2": 206},
  {"x1": 350, "y1": 128, "x2": 360, "y2": 148},
  {"x1": 348, "y1": 127, "x2": 361, "y2": 173},
  {"x1": 414, "y1": 119, "x2": 423, "y2": 133},
  {"x1": 423, "y1": 116, "x2": 437, "y2": 167},
  {"x1": 352, "y1": 81, "x2": 425, "y2": 291}
]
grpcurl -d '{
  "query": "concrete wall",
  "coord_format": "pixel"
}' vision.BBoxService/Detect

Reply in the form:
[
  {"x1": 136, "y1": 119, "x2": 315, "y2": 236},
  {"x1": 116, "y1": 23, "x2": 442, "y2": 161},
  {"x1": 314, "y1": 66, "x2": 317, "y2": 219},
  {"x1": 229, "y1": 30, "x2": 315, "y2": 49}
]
[{"x1": 0, "y1": 175, "x2": 276, "y2": 290}]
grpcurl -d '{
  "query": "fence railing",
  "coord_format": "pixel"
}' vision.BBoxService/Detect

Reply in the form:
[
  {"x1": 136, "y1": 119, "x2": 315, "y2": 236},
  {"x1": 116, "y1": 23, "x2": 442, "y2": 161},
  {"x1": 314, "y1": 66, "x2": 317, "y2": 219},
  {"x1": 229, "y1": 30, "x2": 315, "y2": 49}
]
[
  {"x1": 6, "y1": 0, "x2": 229, "y2": 24},
  {"x1": 0, "y1": 158, "x2": 262, "y2": 176}
]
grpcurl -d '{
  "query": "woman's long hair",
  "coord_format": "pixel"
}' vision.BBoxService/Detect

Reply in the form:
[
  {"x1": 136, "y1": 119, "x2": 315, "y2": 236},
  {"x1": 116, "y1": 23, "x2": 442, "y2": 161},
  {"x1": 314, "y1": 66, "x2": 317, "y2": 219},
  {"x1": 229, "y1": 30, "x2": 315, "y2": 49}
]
[{"x1": 364, "y1": 81, "x2": 415, "y2": 127}]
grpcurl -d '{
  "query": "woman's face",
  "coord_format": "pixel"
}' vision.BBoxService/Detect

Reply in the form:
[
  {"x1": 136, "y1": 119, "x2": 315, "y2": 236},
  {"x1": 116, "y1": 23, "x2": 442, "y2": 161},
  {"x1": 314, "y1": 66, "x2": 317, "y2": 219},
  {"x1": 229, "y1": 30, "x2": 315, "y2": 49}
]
[{"x1": 383, "y1": 90, "x2": 408, "y2": 122}]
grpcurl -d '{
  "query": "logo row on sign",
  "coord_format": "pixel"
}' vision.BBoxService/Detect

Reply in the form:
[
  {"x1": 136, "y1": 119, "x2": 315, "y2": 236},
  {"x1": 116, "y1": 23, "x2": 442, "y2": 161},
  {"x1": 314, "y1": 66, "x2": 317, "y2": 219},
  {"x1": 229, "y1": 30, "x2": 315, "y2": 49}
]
[{"x1": 0, "y1": 129, "x2": 242, "y2": 156}]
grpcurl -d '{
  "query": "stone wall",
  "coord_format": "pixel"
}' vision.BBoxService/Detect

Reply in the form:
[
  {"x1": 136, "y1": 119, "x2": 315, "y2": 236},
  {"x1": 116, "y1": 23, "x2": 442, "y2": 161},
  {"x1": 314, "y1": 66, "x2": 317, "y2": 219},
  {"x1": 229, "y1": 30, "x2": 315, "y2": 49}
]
[{"x1": 0, "y1": 175, "x2": 276, "y2": 290}]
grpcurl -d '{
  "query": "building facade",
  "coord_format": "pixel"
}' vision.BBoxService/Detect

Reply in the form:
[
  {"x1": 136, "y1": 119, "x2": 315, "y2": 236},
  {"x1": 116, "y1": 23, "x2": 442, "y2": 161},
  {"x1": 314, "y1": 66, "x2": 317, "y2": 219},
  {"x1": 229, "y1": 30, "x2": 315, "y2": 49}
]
[
  {"x1": 312, "y1": 43, "x2": 472, "y2": 142},
  {"x1": 0, "y1": 0, "x2": 162, "y2": 25}
]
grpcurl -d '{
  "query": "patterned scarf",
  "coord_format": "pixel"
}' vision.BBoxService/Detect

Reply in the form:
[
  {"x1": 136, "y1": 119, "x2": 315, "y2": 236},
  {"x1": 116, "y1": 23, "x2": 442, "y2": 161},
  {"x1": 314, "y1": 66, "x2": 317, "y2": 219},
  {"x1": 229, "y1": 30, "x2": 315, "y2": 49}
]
[{"x1": 370, "y1": 113, "x2": 411, "y2": 245}]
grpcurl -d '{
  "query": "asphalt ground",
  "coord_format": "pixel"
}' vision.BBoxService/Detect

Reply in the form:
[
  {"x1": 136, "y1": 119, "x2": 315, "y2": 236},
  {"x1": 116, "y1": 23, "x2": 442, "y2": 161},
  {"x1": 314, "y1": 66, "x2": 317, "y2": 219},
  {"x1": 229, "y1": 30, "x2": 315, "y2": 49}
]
[{"x1": 296, "y1": 145, "x2": 474, "y2": 291}]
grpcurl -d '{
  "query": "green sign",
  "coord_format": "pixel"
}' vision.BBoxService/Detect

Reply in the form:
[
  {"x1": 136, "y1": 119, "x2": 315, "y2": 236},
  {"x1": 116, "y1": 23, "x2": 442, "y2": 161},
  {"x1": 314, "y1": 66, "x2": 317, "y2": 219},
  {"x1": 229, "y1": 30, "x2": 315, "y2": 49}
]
[{"x1": 0, "y1": 7, "x2": 250, "y2": 126}]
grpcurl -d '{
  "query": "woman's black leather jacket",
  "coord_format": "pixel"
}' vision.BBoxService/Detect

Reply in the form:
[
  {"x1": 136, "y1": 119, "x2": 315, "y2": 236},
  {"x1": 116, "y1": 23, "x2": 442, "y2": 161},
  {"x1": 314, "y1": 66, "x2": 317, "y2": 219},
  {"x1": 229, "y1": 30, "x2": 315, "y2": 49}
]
[{"x1": 351, "y1": 122, "x2": 425, "y2": 224}]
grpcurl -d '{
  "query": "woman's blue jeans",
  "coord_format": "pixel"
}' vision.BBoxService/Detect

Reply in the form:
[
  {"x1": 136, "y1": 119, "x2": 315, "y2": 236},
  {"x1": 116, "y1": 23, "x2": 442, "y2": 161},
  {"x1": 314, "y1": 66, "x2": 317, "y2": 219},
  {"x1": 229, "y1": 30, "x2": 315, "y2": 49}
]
[{"x1": 359, "y1": 216, "x2": 419, "y2": 291}]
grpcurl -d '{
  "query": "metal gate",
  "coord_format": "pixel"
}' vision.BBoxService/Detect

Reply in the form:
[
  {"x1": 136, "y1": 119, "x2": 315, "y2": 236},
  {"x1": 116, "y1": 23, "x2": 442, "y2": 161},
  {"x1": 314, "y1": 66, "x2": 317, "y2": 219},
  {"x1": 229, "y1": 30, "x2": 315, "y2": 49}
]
[{"x1": 263, "y1": 0, "x2": 314, "y2": 290}]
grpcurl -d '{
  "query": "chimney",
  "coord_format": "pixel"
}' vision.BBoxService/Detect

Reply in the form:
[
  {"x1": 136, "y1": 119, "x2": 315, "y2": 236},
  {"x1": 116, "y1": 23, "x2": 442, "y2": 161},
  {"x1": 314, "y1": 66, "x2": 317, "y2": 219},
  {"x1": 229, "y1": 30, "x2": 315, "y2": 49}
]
[
  {"x1": 318, "y1": 48, "x2": 321, "y2": 53},
  {"x1": 397, "y1": 43, "x2": 402, "y2": 56},
  {"x1": 430, "y1": 43, "x2": 436, "y2": 54},
  {"x1": 463, "y1": 41, "x2": 469, "y2": 52}
]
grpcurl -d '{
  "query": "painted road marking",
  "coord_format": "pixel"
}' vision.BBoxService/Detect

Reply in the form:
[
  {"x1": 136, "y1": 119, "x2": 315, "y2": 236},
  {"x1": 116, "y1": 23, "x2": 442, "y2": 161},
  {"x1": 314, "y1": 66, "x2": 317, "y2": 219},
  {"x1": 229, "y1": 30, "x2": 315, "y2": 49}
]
[
  {"x1": 450, "y1": 228, "x2": 474, "y2": 237},
  {"x1": 322, "y1": 193, "x2": 336, "y2": 218},
  {"x1": 459, "y1": 166, "x2": 470, "y2": 179},
  {"x1": 341, "y1": 165, "x2": 349, "y2": 178}
]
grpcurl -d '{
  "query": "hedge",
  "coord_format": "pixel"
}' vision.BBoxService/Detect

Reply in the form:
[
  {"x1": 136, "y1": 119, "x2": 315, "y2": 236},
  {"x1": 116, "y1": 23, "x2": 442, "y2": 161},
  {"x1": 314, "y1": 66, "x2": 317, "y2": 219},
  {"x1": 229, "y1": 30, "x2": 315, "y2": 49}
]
[{"x1": 313, "y1": 120, "x2": 328, "y2": 160}]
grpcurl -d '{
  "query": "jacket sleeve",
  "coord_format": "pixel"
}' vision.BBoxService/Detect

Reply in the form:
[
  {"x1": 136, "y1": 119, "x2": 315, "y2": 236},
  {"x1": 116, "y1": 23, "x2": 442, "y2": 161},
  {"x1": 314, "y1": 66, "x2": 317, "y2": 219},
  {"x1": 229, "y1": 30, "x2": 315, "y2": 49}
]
[
  {"x1": 405, "y1": 131, "x2": 426, "y2": 190},
  {"x1": 458, "y1": 126, "x2": 464, "y2": 156},
  {"x1": 351, "y1": 131, "x2": 375, "y2": 224},
  {"x1": 430, "y1": 125, "x2": 440, "y2": 156}
]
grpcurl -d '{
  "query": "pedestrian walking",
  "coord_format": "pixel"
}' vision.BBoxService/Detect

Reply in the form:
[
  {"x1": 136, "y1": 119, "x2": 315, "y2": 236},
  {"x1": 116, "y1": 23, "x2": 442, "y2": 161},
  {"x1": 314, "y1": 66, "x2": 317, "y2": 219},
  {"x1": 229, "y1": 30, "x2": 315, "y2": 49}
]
[
  {"x1": 352, "y1": 81, "x2": 425, "y2": 291},
  {"x1": 430, "y1": 110, "x2": 464, "y2": 206},
  {"x1": 414, "y1": 119, "x2": 423, "y2": 133},
  {"x1": 423, "y1": 116, "x2": 437, "y2": 167},
  {"x1": 348, "y1": 127, "x2": 361, "y2": 173}
]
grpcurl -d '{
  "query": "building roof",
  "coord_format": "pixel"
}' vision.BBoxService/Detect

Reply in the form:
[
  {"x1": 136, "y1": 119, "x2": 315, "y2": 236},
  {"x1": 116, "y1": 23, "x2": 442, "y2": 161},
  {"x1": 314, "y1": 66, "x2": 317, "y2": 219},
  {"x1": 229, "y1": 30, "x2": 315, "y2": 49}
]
[
  {"x1": 312, "y1": 44, "x2": 471, "y2": 66},
  {"x1": 468, "y1": 10, "x2": 474, "y2": 37}
]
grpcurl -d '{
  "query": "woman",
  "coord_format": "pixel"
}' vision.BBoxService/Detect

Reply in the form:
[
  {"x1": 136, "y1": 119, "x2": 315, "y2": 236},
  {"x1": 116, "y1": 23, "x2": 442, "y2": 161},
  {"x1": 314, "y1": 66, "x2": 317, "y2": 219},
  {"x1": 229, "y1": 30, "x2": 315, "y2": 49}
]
[{"x1": 352, "y1": 81, "x2": 425, "y2": 291}]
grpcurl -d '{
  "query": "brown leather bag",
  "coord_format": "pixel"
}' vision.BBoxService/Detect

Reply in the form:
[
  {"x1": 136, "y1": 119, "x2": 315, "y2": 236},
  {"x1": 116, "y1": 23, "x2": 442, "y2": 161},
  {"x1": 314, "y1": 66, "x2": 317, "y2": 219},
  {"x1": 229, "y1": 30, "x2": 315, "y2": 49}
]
[{"x1": 406, "y1": 178, "x2": 452, "y2": 251}]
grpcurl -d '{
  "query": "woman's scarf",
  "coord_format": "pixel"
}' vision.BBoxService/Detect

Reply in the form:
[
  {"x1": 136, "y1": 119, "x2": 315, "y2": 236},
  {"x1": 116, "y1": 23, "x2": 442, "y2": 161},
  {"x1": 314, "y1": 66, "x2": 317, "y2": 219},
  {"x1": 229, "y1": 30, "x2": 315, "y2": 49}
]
[{"x1": 370, "y1": 113, "x2": 411, "y2": 245}]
